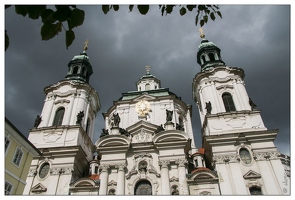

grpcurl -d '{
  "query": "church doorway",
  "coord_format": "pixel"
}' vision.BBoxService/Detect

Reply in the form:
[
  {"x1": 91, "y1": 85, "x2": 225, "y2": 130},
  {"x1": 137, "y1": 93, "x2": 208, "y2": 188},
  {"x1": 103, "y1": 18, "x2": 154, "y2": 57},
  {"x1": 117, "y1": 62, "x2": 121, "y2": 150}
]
[{"x1": 134, "y1": 180, "x2": 152, "y2": 195}]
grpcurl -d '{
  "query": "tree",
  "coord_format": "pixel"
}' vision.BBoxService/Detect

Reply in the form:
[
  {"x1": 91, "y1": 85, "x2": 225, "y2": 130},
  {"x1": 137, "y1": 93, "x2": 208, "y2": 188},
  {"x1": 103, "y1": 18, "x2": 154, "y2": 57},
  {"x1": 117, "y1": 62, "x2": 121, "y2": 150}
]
[{"x1": 5, "y1": 5, "x2": 222, "y2": 51}]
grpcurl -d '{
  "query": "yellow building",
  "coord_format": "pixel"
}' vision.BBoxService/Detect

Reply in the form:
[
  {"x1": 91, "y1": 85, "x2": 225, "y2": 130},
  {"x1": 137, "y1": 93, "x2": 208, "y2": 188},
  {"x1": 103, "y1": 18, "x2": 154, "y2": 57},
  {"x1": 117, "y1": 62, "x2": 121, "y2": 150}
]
[{"x1": 5, "y1": 117, "x2": 41, "y2": 195}]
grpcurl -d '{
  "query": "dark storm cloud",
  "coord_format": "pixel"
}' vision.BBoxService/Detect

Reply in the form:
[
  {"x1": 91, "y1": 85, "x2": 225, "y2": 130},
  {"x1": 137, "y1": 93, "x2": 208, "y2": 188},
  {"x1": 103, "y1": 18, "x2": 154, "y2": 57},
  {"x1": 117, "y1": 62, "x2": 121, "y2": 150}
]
[{"x1": 4, "y1": 5, "x2": 290, "y2": 155}]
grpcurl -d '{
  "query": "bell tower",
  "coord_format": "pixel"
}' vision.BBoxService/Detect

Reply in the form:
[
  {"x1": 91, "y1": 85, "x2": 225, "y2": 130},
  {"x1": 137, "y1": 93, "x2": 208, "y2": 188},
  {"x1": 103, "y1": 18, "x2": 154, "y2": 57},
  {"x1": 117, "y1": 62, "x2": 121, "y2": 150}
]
[
  {"x1": 192, "y1": 29, "x2": 289, "y2": 195},
  {"x1": 23, "y1": 41, "x2": 101, "y2": 195}
]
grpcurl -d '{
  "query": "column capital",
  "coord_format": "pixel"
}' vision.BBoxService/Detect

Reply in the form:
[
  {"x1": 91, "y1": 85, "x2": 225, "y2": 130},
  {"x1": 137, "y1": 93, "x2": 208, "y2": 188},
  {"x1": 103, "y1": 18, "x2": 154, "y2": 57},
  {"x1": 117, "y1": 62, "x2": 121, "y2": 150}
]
[
  {"x1": 100, "y1": 164, "x2": 110, "y2": 172},
  {"x1": 115, "y1": 164, "x2": 127, "y2": 171},
  {"x1": 175, "y1": 159, "x2": 188, "y2": 167},
  {"x1": 159, "y1": 160, "x2": 170, "y2": 169}
]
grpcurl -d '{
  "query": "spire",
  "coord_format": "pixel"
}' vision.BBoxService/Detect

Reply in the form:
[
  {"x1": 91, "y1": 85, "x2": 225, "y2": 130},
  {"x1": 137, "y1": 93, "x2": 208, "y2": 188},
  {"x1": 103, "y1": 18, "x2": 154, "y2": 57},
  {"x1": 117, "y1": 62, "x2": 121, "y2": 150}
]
[
  {"x1": 145, "y1": 66, "x2": 151, "y2": 75},
  {"x1": 65, "y1": 40, "x2": 93, "y2": 83},
  {"x1": 196, "y1": 28, "x2": 225, "y2": 71}
]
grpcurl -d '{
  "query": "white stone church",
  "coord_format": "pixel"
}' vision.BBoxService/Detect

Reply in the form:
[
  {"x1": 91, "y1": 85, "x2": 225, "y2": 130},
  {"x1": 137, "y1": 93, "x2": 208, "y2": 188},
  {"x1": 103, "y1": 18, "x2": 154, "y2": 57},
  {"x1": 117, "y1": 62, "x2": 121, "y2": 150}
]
[{"x1": 23, "y1": 33, "x2": 290, "y2": 195}]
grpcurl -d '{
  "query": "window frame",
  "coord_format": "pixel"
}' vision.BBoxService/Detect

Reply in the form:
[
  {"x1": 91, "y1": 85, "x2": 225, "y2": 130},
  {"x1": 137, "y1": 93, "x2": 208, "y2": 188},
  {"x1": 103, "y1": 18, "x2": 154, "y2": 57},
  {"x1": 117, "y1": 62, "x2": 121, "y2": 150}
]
[
  {"x1": 52, "y1": 107, "x2": 65, "y2": 126},
  {"x1": 5, "y1": 181, "x2": 13, "y2": 195},
  {"x1": 12, "y1": 147, "x2": 23, "y2": 167},
  {"x1": 39, "y1": 162, "x2": 50, "y2": 179},
  {"x1": 222, "y1": 92, "x2": 236, "y2": 112},
  {"x1": 5, "y1": 136, "x2": 11, "y2": 153}
]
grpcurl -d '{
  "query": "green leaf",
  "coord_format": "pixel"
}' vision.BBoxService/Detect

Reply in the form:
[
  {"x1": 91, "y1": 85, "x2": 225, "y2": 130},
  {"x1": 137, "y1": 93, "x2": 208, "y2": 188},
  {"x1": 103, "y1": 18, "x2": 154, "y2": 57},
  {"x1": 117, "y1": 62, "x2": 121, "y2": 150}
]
[
  {"x1": 129, "y1": 5, "x2": 134, "y2": 12},
  {"x1": 210, "y1": 12, "x2": 215, "y2": 21},
  {"x1": 41, "y1": 9, "x2": 56, "y2": 23},
  {"x1": 217, "y1": 11, "x2": 222, "y2": 18},
  {"x1": 66, "y1": 29, "x2": 75, "y2": 49},
  {"x1": 15, "y1": 5, "x2": 29, "y2": 17},
  {"x1": 102, "y1": 5, "x2": 110, "y2": 14},
  {"x1": 113, "y1": 5, "x2": 119, "y2": 11},
  {"x1": 26, "y1": 5, "x2": 46, "y2": 19},
  {"x1": 179, "y1": 7, "x2": 186, "y2": 16},
  {"x1": 41, "y1": 22, "x2": 62, "y2": 41},
  {"x1": 53, "y1": 6, "x2": 72, "y2": 22},
  {"x1": 198, "y1": 5, "x2": 205, "y2": 11},
  {"x1": 203, "y1": 15, "x2": 208, "y2": 23},
  {"x1": 137, "y1": 5, "x2": 149, "y2": 15},
  {"x1": 200, "y1": 19, "x2": 204, "y2": 27},
  {"x1": 166, "y1": 5, "x2": 174, "y2": 14},
  {"x1": 5, "y1": 30, "x2": 9, "y2": 51},
  {"x1": 186, "y1": 5, "x2": 196, "y2": 11},
  {"x1": 68, "y1": 8, "x2": 85, "y2": 29},
  {"x1": 195, "y1": 12, "x2": 200, "y2": 26},
  {"x1": 160, "y1": 5, "x2": 165, "y2": 16}
]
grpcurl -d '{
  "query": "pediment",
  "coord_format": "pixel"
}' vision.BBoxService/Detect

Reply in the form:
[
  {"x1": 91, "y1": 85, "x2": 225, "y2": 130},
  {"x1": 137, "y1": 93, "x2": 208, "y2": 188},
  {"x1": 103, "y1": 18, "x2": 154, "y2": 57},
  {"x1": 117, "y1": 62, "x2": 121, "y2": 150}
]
[
  {"x1": 126, "y1": 120, "x2": 159, "y2": 144},
  {"x1": 133, "y1": 94, "x2": 156, "y2": 101},
  {"x1": 243, "y1": 170, "x2": 261, "y2": 179},
  {"x1": 127, "y1": 120, "x2": 158, "y2": 134},
  {"x1": 95, "y1": 135, "x2": 130, "y2": 147},
  {"x1": 31, "y1": 183, "x2": 47, "y2": 193}
]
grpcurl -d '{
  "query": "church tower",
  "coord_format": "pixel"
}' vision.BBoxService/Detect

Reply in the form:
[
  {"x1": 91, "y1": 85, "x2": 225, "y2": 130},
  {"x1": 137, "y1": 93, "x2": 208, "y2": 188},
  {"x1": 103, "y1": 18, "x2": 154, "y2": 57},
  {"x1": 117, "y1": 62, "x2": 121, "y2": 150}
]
[
  {"x1": 23, "y1": 41, "x2": 101, "y2": 195},
  {"x1": 191, "y1": 29, "x2": 290, "y2": 195}
]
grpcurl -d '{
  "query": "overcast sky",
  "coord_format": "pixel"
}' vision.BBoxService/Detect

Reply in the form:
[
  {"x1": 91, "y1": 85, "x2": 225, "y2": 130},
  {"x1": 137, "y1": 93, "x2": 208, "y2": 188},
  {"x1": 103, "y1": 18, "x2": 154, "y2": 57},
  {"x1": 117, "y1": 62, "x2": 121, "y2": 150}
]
[{"x1": 4, "y1": 5, "x2": 290, "y2": 155}]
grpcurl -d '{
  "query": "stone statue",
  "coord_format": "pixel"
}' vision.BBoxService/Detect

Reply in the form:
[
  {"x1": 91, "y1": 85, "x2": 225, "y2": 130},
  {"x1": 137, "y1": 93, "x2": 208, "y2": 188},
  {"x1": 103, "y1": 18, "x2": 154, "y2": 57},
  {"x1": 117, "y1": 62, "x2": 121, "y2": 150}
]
[
  {"x1": 154, "y1": 124, "x2": 165, "y2": 134},
  {"x1": 119, "y1": 128, "x2": 130, "y2": 137},
  {"x1": 100, "y1": 128, "x2": 109, "y2": 138},
  {"x1": 249, "y1": 98, "x2": 257, "y2": 110},
  {"x1": 166, "y1": 109, "x2": 173, "y2": 122},
  {"x1": 34, "y1": 115, "x2": 42, "y2": 128},
  {"x1": 113, "y1": 113, "x2": 120, "y2": 127},
  {"x1": 205, "y1": 101, "x2": 212, "y2": 114},
  {"x1": 76, "y1": 111, "x2": 84, "y2": 125},
  {"x1": 176, "y1": 118, "x2": 184, "y2": 131}
]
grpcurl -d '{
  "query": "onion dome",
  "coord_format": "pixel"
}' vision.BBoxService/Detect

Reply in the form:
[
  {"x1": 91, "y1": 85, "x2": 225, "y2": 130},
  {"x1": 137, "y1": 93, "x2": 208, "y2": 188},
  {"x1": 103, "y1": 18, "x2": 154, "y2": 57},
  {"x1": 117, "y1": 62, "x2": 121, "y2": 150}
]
[
  {"x1": 65, "y1": 39, "x2": 93, "y2": 83},
  {"x1": 197, "y1": 28, "x2": 225, "y2": 71}
]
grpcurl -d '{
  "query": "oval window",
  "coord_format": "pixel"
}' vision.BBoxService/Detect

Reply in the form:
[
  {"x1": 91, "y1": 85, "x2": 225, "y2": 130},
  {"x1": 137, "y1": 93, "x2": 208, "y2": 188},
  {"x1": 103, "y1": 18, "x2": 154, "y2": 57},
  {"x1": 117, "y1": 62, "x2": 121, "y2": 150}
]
[
  {"x1": 39, "y1": 163, "x2": 50, "y2": 179},
  {"x1": 239, "y1": 148, "x2": 252, "y2": 164}
]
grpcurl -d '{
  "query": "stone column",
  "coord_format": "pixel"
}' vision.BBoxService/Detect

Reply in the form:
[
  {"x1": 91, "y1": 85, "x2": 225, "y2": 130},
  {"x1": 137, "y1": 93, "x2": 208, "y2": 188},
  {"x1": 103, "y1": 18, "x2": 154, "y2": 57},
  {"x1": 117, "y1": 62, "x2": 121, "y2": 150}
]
[
  {"x1": 159, "y1": 160, "x2": 171, "y2": 195},
  {"x1": 99, "y1": 165, "x2": 110, "y2": 195},
  {"x1": 115, "y1": 164, "x2": 126, "y2": 195},
  {"x1": 41, "y1": 95, "x2": 55, "y2": 127},
  {"x1": 176, "y1": 159, "x2": 189, "y2": 195},
  {"x1": 65, "y1": 93, "x2": 75, "y2": 125}
]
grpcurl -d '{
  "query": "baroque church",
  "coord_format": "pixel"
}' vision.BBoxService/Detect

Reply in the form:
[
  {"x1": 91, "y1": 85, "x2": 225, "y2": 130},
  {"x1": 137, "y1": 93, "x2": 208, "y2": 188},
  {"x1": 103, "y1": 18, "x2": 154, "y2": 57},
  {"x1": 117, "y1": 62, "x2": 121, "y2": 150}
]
[{"x1": 23, "y1": 31, "x2": 290, "y2": 195}]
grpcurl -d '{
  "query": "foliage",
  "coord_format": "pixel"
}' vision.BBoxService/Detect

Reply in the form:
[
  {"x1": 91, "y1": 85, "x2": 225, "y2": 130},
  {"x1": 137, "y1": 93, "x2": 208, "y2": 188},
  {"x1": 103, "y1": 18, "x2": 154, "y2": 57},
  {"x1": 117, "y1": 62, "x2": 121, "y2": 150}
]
[{"x1": 5, "y1": 5, "x2": 222, "y2": 50}]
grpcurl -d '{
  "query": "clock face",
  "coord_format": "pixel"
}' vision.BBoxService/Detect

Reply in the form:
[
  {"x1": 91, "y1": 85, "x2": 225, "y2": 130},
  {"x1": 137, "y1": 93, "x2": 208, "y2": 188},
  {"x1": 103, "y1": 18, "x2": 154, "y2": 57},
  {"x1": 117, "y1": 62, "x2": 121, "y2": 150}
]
[{"x1": 136, "y1": 100, "x2": 150, "y2": 116}]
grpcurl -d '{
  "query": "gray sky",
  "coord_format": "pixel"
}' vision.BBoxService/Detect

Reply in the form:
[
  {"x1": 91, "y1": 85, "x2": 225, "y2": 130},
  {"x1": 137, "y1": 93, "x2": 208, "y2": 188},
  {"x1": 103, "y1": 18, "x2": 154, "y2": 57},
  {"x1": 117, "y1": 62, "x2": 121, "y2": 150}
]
[{"x1": 4, "y1": 5, "x2": 290, "y2": 155}]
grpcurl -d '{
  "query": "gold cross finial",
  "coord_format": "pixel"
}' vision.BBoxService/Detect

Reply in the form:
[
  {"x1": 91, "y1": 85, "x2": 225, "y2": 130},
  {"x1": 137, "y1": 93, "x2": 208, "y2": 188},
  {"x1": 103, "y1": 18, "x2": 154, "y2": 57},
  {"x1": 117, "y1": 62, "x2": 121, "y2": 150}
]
[
  {"x1": 199, "y1": 27, "x2": 205, "y2": 38},
  {"x1": 83, "y1": 39, "x2": 89, "y2": 51},
  {"x1": 145, "y1": 66, "x2": 151, "y2": 75}
]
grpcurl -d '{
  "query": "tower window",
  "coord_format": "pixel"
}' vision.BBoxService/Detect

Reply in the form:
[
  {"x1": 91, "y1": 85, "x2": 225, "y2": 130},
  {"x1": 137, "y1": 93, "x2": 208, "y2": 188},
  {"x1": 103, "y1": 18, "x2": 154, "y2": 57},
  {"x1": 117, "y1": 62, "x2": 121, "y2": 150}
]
[
  {"x1": 201, "y1": 55, "x2": 206, "y2": 63},
  {"x1": 209, "y1": 53, "x2": 215, "y2": 61},
  {"x1": 86, "y1": 118, "x2": 91, "y2": 134},
  {"x1": 52, "y1": 107, "x2": 65, "y2": 126},
  {"x1": 73, "y1": 66, "x2": 79, "y2": 74},
  {"x1": 39, "y1": 163, "x2": 50, "y2": 179},
  {"x1": 145, "y1": 83, "x2": 150, "y2": 90},
  {"x1": 239, "y1": 148, "x2": 252, "y2": 164},
  {"x1": 94, "y1": 166, "x2": 98, "y2": 174},
  {"x1": 81, "y1": 67, "x2": 86, "y2": 76},
  {"x1": 222, "y1": 93, "x2": 236, "y2": 112},
  {"x1": 249, "y1": 186, "x2": 262, "y2": 195}
]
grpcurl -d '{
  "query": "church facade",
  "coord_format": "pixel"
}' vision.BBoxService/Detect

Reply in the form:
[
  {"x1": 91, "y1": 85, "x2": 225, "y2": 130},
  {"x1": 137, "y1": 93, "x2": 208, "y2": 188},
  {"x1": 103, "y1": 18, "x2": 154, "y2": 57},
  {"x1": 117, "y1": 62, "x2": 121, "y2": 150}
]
[{"x1": 23, "y1": 34, "x2": 290, "y2": 195}]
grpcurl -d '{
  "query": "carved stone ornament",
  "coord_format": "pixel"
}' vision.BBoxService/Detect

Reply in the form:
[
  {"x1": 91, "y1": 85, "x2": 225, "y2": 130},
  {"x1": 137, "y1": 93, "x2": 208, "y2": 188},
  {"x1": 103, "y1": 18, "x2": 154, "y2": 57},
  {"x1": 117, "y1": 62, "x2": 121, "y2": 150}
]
[
  {"x1": 100, "y1": 165, "x2": 110, "y2": 172},
  {"x1": 115, "y1": 164, "x2": 127, "y2": 171},
  {"x1": 28, "y1": 169, "x2": 37, "y2": 177},
  {"x1": 159, "y1": 160, "x2": 170, "y2": 169},
  {"x1": 175, "y1": 159, "x2": 188, "y2": 167},
  {"x1": 212, "y1": 155, "x2": 239, "y2": 164},
  {"x1": 253, "y1": 152, "x2": 280, "y2": 161},
  {"x1": 108, "y1": 180, "x2": 117, "y2": 186}
]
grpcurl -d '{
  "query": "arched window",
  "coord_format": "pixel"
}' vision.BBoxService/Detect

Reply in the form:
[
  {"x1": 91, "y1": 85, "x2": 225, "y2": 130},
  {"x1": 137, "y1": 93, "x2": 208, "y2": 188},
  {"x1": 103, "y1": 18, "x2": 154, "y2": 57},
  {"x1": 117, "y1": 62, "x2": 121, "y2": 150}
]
[
  {"x1": 222, "y1": 93, "x2": 236, "y2": 112},
  {"x1": 209, "y1": 53, "x2": 215, "y2": 61},
  {"x1": 39, "y1": 163, "x2": 50, "y2": 179},
  {"x1": 250, "y1": 186, "x2": 262, "y2": 195},
  {"x1": 52, "y1": 107, "x2": 65, "y2": 126},
  {"x1": 145, "y1": 83, "x2": 150, "y2": 90},
  {"x1": 81, "y1": 67, "x2": 86, "y2": 76},
  {"x1": 73, "y1": 66, "x2": 79, "y2": 74},
  {"x1": 201, "y1": 55, "x2": 206, "y2": 63},
  {"x1": 86, "y1": 118, "x2": 91, "y2": 134},
  {"x1": 134, "y1": 180, "x2": 152, "y2": 195},
  {"x1": 239, "y1": 148, "x2": 252, "y2": 164}
]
